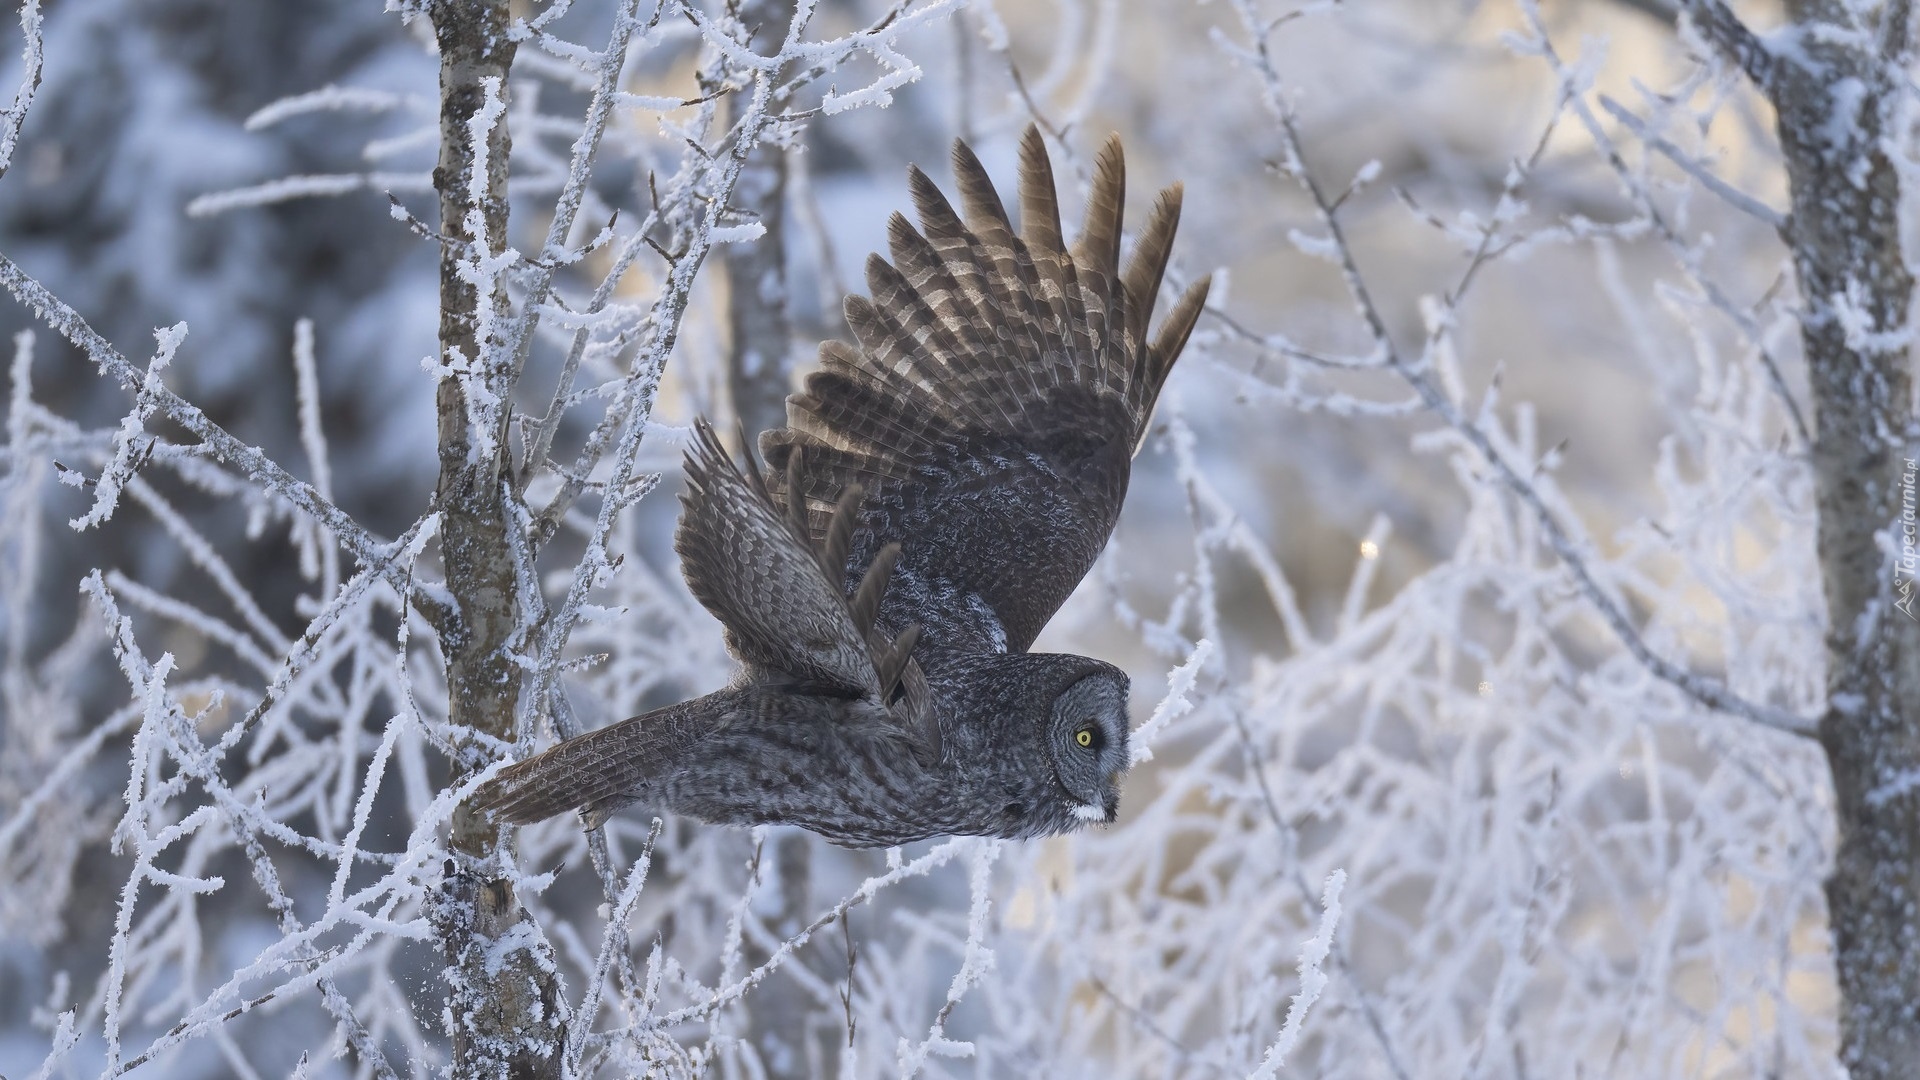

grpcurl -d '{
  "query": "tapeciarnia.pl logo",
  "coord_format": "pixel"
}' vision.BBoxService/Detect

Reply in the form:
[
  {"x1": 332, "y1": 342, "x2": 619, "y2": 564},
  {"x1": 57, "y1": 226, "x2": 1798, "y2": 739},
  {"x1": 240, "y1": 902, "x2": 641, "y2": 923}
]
[{"x1": 1898, "y1": 457, "x2": 1918, "y2": 621}]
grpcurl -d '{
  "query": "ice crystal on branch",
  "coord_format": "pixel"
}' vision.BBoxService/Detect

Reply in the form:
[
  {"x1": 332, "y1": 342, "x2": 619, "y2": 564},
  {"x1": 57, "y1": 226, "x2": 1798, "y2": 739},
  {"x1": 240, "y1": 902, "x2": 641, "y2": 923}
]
[{"x1": 0, "y1": 0, "x2": 1898, "y2": 1076}]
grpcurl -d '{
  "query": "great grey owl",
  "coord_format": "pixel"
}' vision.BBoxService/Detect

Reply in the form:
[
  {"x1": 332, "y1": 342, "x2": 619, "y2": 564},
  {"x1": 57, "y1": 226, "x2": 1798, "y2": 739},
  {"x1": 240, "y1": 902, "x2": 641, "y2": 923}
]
[{"x1": 471, "y1": 126, "x2": 1209, "y2": 846}]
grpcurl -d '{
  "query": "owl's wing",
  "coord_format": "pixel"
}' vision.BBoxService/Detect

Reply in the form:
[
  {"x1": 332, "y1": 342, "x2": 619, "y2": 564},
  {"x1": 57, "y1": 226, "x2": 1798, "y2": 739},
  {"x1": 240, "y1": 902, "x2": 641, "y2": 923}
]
[
  {"x1": 761, "y1": 125, "x2": 1210, "y2": 655},
  {"x1": 676, "y1": 420, "x2": 936, "y2": 750}
]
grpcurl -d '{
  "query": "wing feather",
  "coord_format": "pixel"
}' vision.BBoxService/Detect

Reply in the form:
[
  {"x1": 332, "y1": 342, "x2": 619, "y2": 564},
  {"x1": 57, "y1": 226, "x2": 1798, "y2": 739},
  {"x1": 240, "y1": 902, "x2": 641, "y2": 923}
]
[
  {"x1": 1019, "y1": 127, "x2": 1095, "y2": 368},
  {"x1": 886, "y1": 211, "x2": 995, "y2": 374},
  {"x1": 1072, "y1": 136, "x2": 1126, "y2": 381},
  {"x1": 1136, "y1": 278, "x2": 1211, "y2": 450},
  {"x1": 760, "y1": 126, "x2": 1211, "y2": 655},
  {"x1": 954, "y1": 139, "x2": 1071, "y2": 409},
  {"x1": 907, "y1": 164, "x2": 1053, "y2": 411},
  {"x1": 678, "y1": 420, "x2": 942, "y2": 756},
  {"x1": 678, "y1": 421, "x2": 893, "y2": 696}
]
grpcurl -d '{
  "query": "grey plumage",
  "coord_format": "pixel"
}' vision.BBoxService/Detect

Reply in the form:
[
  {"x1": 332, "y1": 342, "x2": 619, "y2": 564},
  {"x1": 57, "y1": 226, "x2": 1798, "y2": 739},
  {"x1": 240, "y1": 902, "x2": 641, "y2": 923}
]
[{"x1": 470, "y1": 126, "x2": 1210, "y2": 847}]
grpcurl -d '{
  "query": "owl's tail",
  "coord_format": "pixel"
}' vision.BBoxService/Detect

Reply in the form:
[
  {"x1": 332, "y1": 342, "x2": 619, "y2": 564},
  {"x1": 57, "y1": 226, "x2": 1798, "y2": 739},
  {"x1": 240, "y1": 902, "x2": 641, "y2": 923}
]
[{"x1": 467, "y1": 693, "x2": 725, "y2": 827}]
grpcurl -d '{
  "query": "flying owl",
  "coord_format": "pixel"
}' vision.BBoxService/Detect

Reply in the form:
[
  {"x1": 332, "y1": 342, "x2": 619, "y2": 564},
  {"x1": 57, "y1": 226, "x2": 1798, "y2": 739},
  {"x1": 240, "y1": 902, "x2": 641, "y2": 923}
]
[{"x1": 470, "y1": 125, "x2": 1209, "y2": 847}]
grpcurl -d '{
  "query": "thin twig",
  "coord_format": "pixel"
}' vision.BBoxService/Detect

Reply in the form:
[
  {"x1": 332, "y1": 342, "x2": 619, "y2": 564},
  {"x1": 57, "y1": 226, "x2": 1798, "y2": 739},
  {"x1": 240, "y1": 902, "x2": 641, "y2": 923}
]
[
  {"x1": 1598, "y1": 94, "x2": 1787, "y2": 230},
  {"x1": 1229, "y1": 0, "x2": 1817, "y2": 738},
  {"x1": 0, "y1": 255, "x2": 458, "y2": 626},
  {"x1": 1678, "y1": 0, "x2": 1778, "y2": 90},
  {"x1": 1514, "y1": 3, "x2": 1810, "y2": 447},
  {"x1": 0, "y1": 0, "x2": 45, "y2": 182}
]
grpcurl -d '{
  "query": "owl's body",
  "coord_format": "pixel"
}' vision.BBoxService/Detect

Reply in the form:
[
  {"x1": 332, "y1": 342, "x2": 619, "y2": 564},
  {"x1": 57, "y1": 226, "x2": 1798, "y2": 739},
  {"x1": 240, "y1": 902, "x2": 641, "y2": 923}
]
[
  {"x1": 471, "y1": 126, "x2": 1209, "y2": 847},
  {"x1": 536, "y1": 652, "x2": 1121, "y2": 846}
]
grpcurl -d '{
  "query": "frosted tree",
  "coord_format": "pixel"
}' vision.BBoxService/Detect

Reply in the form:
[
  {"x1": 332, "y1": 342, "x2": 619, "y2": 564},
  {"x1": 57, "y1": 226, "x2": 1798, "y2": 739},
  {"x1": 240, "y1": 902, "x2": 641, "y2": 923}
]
[
  {"x1": 2, "y1": 0, "x2": 995, "y2": 1073},
  {"x1": 3, "y1": 0, "x2": 1918, "y2": 1077},
  {"x1": 1677, "y1": 1, "x2": 1920, "y2": 1071}
]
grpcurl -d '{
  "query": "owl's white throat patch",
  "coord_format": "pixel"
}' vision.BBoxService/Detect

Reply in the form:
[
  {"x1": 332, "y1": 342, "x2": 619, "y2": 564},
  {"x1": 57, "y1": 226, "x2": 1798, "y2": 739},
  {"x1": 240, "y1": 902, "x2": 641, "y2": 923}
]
[{"x1": 1071, "y1": 801, "x2": 1108, "y2": 822}]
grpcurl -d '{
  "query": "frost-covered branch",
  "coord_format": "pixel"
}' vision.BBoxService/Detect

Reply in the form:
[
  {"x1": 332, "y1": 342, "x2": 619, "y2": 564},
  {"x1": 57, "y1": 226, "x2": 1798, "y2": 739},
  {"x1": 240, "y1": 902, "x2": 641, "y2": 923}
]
[
  {"x1": 1718, "y1": 0, "x2": 1920, "y2": 1071},
  {"x1": 1678, "y1": 0, "x2": 1778, "y2": 89},
  {"x1": 1226, "y1": 0, "x2": 1816, "y2": 739},
  {"x1": 1597, "y1": 94, "x2": 1786, "y2": 230},
  {"x1": 1512, "y1": 2, "x2": 1811, "y2": 445},
  {"x1": 0, "y1": 0, "x2": 42, "y2": 181},
  {"x1": 4, "y1": 0, "x2": 1870, "y2": 1075},
  {"x1": 0, "y1": 254, "x2": 406, "y2": 580},
  {"x1": 1250, "y1": 869, "x2": 1345, "y2": 1077}
]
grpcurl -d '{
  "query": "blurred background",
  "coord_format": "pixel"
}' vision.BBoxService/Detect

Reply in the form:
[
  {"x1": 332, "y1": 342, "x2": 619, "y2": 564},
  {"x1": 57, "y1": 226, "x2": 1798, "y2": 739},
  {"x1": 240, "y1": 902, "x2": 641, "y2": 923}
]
[{"x1": 0, "y1": 0, "x2": 1841, "y2": 1076}]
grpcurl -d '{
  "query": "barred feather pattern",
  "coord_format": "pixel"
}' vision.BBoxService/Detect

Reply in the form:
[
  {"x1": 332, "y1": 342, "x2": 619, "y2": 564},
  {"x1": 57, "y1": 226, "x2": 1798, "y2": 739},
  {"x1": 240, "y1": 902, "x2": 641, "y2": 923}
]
[
  {"x1": 763, "y1": 125, "x2": 1210, "y2": 657},
  {"x1": 472, "y1": 126, "x2": 1205, "y2": 845}
]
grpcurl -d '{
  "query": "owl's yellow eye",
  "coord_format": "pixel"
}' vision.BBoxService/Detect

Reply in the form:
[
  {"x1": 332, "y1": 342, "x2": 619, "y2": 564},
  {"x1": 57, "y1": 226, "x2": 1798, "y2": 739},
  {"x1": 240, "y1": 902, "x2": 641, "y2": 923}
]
[{"x1": 1075, "y1": 728, "x2": 1095, "y2": 748}]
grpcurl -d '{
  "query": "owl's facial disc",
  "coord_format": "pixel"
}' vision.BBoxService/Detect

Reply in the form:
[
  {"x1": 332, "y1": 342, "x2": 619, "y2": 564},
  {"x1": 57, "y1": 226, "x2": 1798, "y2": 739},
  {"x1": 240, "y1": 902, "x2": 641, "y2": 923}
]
[{"x1": 1047, "y1": 669, "x2": 1131, "y2": 825}]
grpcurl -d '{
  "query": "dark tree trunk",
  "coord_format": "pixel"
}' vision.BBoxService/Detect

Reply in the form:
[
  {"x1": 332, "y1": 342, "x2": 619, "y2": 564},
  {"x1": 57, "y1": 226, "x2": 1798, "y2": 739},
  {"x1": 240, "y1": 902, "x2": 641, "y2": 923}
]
[
  {"x1": 725, "y1": 135, "x2": 793, "y2": 441},
  {"x1": 424, "y1": 2, "x2": 568, "y2": 1075},
  {"x1": 1687, "y1": 0, "x2": 1920, "y2": 1073}
]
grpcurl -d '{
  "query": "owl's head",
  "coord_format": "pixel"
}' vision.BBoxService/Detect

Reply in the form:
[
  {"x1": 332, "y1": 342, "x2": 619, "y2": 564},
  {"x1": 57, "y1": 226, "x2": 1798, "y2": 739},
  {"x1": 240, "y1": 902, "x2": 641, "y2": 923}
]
[{"x1": 1045, "y1": 667, "x2": 1131, "y2": 825}]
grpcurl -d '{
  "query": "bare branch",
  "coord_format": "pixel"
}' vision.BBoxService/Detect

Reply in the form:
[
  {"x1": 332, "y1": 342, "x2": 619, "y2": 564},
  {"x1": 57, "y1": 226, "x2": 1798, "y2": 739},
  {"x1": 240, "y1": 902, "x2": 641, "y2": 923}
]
[
  {"x1": 1678, "y1": 0, "x2": 1778, "y2": 90},
  {"x1": 0, "y1": 254, "x2": 433, "y2": 600},
  {"x1": 1228, "y1": 0, "x2": 1817, "y2": 738},
  {"x1": 1598, "y1": 94, "x2": 1787, "y2": 230},
  {"x1": 0, "y1": 0, "x2": 44, "y2": 182},
  {"x1": 1605, "y1": 0, "x2": 1677, "y2": 24},
  {"x1": 1513, "y1": 7, "x2": 1811, "y2": 444}
]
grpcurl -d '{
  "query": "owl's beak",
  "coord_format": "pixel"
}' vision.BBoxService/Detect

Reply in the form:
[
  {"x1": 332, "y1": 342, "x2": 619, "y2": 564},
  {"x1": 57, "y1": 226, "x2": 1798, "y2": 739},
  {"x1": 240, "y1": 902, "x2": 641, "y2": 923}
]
[{"x1": 1071, "y1": 789, "x2": 1121, "y2": 824}]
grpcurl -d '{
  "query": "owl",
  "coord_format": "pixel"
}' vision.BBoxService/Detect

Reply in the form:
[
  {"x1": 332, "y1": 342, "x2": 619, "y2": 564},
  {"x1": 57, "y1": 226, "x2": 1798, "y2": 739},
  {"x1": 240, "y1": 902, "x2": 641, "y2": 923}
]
[{"x1": 470, "y1": 125, "x2": 1209, "y2": 846}]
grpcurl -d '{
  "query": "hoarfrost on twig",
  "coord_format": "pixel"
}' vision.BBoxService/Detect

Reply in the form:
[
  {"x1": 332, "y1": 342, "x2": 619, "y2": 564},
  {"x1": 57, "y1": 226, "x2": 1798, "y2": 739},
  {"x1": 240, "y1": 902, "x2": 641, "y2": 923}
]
[{"x1": 0, "y1": 0, "x2": 1858, "y2": 1075}]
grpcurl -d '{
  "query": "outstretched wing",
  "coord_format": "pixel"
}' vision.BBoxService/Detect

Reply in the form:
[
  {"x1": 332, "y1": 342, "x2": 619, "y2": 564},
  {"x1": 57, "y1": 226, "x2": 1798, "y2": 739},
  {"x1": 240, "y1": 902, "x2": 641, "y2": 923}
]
[
  {"x1": 761, "y1": 125, "x2": 1210, "y2": 656},
  {"x1": 675, "y1": 420, "x2": 935, "y2": 744},
  {"x1": 471, "y1": 422, "x2": 940, "y2": 828}
]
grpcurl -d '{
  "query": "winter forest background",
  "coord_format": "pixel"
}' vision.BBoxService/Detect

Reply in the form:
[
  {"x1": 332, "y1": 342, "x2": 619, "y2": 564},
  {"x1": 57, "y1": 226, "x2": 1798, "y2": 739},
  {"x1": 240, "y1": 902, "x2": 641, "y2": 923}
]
[{"x1": 1, "y1": 0, "x2": 1915, "y2": 1076}]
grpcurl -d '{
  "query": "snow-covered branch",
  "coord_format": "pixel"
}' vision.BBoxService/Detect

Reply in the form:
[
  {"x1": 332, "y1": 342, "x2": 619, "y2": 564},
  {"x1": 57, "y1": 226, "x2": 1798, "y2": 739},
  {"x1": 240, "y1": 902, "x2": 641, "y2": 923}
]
[{"x1": 2, "y1": 0, "x2": 1885, "y2": 1075}]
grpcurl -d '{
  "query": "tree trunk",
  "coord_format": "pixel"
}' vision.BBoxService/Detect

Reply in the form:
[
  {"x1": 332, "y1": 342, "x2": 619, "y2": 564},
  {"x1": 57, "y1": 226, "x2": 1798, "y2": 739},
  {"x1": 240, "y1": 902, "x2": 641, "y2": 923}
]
[
  {"x1": 1751, "y1": 1, "x2": 1920, "y2": 1074},
  {"x1": 719, "y1": 10, "x2": 835, "y2": 1074},
  {"x1": 724, "y1": 83, "x2": 793, "y2": 438},
  {"x1": 424, "y1": 1, "x2": 569, "y2": 1075}
]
